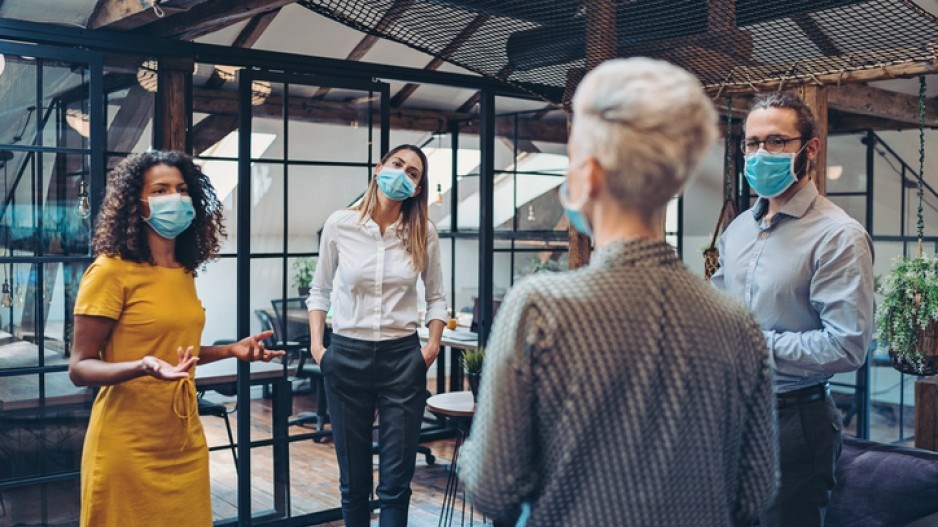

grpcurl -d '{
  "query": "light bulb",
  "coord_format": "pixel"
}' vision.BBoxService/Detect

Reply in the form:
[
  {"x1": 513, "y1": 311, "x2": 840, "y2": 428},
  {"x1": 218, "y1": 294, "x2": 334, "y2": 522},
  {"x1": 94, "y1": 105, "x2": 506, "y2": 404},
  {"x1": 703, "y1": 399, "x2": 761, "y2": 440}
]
[
  {"x1": 13, "y1": 285, "x2": 23, "y2": 306},
  {"x1": 77, "y1": 178, "x2": 91, "y2": 219},
  {"x1": 435, "y1": 183, "x2": 444, "y2": 206},
  {"x1": 1, "y1": 280, "x2": 12, "y2": 308},
  {"x1": 527, "y1": 204, "x2": 536, "y2": 222}
]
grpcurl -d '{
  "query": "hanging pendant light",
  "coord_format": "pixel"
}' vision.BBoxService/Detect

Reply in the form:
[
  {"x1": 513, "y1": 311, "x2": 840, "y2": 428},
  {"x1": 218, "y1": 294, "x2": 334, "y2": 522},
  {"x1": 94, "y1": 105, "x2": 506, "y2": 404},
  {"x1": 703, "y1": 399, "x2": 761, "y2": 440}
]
[
  {"x1": 435, "y1": 183, "x2": 444, "y2": 206},
  {"x1": 1, "y1": 280, "x2": 12, "y2": 308},
  {"x1": 76, "y1": 177, "x2": 91, "y2": 219},
  {"x1": 527, "y1": 204, "x2": 536, "y2": 222}
]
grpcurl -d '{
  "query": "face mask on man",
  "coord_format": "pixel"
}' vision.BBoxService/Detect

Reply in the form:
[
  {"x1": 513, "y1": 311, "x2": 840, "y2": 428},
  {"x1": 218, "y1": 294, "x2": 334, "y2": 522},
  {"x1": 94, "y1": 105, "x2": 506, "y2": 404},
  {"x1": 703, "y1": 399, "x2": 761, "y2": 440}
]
[
  {"x1": 142, "y1": 194, "x2": 195, "y2": 239},
  {"x1": 559, "y1": 179, "x2": 593, "y2": 238},
  {"x1": 376, "y1": 168, "x2": 416, "y2": 201},
  {"x1": 743, "y1": 143, "x2": 808, "y2": 198}
]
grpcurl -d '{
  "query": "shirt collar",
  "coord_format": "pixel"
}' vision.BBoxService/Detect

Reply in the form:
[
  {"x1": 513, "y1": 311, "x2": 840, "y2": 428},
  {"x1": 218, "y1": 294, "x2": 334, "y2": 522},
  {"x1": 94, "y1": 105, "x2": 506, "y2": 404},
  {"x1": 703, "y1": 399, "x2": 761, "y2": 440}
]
[
  {"x1": 752, "y1": 181, "x2": 819, "y2": 222},
  {"x1": 360, "y1": 213, "x2": 403, "y2": 231},
  {"x1": 590, "y1": 238, "x2": 680, "y2": 269}
]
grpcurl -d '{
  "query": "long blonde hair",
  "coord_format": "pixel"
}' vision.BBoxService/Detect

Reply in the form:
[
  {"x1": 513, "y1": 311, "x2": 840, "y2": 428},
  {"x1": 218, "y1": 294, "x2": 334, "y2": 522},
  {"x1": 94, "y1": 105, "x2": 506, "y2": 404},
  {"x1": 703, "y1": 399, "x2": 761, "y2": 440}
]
[{"x1": 356, "y1": 145, "x2": 431, "y2": 272}]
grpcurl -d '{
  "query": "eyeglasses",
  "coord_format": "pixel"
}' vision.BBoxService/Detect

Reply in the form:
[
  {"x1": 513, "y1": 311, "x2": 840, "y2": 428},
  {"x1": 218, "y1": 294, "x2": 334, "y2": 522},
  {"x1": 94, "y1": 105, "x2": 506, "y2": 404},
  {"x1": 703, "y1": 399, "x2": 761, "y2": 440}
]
[{"x1": 741, "y1": 135, "x2": 805, "y2": 154}]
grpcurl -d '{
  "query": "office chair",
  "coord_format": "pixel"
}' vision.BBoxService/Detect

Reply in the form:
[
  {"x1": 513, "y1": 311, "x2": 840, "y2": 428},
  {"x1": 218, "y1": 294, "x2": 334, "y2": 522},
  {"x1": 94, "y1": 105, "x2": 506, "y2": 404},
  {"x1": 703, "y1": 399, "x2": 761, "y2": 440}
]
[
  {"x1": 197, "y1": 339, "x2": 238, "y2": 470},
  {"x1": 198, "y1": 393, "x2": 238, "y2": 471},
  {"x1": 268, "y1": 300, "x2": 331, "y2": 436}
]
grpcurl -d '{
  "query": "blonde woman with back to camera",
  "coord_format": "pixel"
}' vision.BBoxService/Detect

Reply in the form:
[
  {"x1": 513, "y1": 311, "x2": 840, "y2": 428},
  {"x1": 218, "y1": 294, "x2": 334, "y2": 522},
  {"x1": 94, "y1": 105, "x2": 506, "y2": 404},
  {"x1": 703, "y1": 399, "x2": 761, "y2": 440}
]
[{"x1": 459, "y1": 58, "x2": 779, "y2": 527}]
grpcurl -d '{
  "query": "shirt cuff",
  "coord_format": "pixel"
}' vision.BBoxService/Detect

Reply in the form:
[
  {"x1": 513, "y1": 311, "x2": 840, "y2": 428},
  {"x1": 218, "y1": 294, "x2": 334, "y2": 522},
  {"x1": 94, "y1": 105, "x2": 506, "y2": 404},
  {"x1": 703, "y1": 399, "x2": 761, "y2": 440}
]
[
  {"x1": 305, "y1": 294, "x2": 330, "y2": 313},
  {"x1": 763, "y1": 330, "x2": 777, "y2": 369},
  {"x1": 425, "y1": 302, "x2": 448, "y2": 325}
]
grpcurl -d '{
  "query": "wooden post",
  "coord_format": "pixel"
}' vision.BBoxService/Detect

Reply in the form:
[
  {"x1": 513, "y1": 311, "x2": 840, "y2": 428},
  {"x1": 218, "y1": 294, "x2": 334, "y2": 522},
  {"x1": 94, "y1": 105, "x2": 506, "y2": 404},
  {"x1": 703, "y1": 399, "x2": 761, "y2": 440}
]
[
  {"x1": 157, "y1": 57, "x2": 193, "y2": 152},
  {"x1": 916, "y1": 377, "x2": 938, "y2": 451},
  {"x1": 794, "y1": 84, "x2": 828, "y2": 196},
  {"x1": 565, "y1": 0, "x2": 617, "y2": 269},
  {"x1": 563, "y1": 68, "x2": 590, "y2": 269}
]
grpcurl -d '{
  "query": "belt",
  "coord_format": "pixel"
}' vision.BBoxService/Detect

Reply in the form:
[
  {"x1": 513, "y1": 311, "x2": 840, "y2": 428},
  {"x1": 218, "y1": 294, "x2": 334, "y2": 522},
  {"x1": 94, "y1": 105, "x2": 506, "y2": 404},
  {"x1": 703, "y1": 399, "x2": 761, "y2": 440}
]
[{"x1": 776, "y1": 383, "x2": 828, "y2": 409}]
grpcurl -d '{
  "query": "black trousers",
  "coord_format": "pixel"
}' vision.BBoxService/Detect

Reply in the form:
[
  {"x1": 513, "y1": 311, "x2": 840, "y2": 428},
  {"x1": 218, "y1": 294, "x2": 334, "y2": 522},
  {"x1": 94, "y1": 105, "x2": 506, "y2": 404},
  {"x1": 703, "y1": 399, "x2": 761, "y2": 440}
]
[
  {"x1": 321, "y1": 332, "x2": 428, "y2": 527},
  {"x1": 762, "y1": 394, "x2": 843, "y2": 527}
]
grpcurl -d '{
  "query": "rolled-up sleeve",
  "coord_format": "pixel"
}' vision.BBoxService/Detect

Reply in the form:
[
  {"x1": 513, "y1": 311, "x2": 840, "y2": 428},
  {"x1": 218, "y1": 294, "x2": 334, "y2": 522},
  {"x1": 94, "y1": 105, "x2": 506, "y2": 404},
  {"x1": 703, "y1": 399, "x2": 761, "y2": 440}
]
[
  {"x1": 770, "y1": 223, "x2": 875, "y2": 375},
  {"x1": 422, "y1": 224, "x2": 448, "y2": 325},
  {"x1": 306, "y1": 213, "x2": 338, "y2": 313}
]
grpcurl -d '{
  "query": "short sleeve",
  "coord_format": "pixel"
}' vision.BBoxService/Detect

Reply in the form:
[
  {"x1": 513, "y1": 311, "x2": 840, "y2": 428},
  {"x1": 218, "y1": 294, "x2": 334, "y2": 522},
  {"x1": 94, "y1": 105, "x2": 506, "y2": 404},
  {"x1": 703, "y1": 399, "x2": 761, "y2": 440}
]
[{"x1": 74, "y1": 256, "x2": 126, "y2": 320}]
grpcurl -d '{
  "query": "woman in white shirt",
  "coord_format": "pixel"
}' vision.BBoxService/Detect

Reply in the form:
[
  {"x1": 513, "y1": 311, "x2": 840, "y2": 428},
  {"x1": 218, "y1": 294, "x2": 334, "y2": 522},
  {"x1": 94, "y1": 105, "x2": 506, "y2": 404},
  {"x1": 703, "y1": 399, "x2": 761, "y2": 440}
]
[{"x1": 306, "y1": 144, "x2": 447, "y2": 527}]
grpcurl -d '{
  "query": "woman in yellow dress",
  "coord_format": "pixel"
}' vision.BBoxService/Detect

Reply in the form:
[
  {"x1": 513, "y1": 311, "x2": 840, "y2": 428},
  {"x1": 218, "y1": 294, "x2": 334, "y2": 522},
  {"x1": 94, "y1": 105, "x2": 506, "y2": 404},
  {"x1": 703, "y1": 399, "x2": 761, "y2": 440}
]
[{"x1": 68, "y1": 151, "x2": 283, "y2": 527}]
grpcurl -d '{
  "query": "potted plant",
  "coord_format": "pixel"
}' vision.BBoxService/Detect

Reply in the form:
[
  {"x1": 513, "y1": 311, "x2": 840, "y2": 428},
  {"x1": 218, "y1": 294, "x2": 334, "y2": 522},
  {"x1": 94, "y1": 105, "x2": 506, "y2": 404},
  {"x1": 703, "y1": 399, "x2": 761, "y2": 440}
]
[
  {"x1": 515, "y1": 257, "x2": 563, "y2": 281},
  {"x1": 292, "y1": 257, "x2": 317, "y2": 297},
  {"x1": 876, "y1": 254, "x2": 938, "y2": 376},
  {"x1": 460, "y1": 346, "x2": 485, "y2": 401}
]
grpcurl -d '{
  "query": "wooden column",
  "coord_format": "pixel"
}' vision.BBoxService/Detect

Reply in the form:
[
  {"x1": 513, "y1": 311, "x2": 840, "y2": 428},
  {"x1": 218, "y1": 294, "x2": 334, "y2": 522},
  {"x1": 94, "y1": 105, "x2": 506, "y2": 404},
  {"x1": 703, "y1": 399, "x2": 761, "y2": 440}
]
[
  {"x1": 794, "y1": 84, "x2": 828, "y2": 196},
  {"x1": 156, "y1": 57, "x2": 193, "y2": 152},
  {"x1": 916, "y1": 377, "x2": 938, "y2": 451},
  {"x1": 565, "y1": 0, "x2": 617, "y2": 269}
]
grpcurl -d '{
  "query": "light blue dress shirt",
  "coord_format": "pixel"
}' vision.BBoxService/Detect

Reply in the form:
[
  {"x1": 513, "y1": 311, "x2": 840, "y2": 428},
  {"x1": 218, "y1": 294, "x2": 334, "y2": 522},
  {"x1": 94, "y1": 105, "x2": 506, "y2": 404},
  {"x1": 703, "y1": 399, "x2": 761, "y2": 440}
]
[{"x1": 712, "y1": 182, "x2": 875, "y2": 393}]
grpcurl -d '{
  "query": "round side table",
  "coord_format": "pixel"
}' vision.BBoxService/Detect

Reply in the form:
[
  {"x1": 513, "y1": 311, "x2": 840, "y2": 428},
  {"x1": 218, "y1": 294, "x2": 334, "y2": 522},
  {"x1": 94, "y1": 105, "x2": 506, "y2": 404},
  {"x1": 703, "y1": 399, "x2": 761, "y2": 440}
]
[{"x1": 427, "y1": 391, "x2": 480, "y2": 527}]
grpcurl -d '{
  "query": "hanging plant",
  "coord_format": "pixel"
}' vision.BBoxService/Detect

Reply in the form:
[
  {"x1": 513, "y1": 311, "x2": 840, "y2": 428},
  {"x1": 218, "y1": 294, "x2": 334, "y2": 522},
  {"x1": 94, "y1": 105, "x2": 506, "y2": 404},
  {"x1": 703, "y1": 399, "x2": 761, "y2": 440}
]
[
  {"x1": 876, "y1": 254, "x2": 938, "y2": 375},
  {"x1": 876, "y1": 75, "x2": 936, "y2": 376}
]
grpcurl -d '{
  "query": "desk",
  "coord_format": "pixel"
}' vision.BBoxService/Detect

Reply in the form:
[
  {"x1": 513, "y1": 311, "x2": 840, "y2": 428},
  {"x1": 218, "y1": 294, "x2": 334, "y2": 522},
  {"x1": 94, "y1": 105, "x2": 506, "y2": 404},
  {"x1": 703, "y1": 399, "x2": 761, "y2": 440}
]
[
  {"x1": 0, "y1": 341, "x2": 90, "y2": 414},
  {"x1": 427, "y1": 391, "x2": 478, "y2": 527},
  {"x1": 418, "y1": 328, "x2": 478, "y2": 394}
]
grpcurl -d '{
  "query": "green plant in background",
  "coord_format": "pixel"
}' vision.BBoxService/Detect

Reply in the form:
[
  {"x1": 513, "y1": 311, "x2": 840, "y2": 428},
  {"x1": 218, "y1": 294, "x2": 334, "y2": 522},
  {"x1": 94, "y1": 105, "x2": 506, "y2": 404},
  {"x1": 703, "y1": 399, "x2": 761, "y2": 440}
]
[
  {"x1": 519, "y1": 258, "x2": 563, "y2": 278},
  {"x1": 876, "y1": 254, "x2": 938, "y2": 372},
  {"x1": 461, "y1": 346, "x2": 485, "y2": 374},
  {"x1": 291, "y1": 257, "x2": 318, "y2": 290}
]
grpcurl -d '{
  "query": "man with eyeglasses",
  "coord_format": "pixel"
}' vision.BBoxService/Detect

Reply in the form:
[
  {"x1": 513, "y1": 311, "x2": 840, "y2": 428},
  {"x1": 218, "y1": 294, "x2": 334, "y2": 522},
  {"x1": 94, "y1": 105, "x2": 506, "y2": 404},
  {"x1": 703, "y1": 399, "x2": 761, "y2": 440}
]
[{"x1": 711, "y1": 92, "x2": 874, "y2": 527}]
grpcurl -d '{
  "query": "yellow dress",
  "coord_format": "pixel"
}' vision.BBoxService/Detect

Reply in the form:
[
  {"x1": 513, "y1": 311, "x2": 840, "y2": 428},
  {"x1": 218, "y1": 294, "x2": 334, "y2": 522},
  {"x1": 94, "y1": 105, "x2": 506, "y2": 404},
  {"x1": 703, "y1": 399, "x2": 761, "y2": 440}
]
[{"x1": 74, "y1": 255, "x2": 211, "y2": 527}]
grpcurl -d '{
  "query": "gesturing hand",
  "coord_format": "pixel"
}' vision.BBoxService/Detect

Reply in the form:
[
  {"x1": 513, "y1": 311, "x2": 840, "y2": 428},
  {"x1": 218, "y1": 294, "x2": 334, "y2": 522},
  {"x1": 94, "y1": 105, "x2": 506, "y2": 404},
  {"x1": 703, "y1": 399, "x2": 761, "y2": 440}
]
[
  {"x1": 141, "y1": 346, "x2": 198, "y2": 381},
  {"x1": 230, "y1": 330, "x2": 285, "y2": 362}
]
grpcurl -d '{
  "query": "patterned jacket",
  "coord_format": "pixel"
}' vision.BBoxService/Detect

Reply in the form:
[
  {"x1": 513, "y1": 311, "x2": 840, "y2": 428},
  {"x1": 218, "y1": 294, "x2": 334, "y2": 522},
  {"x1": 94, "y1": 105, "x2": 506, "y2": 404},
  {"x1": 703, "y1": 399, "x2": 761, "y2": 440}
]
[{"x1": 460, "y1": 239, "x2": 778, "y2": 526}]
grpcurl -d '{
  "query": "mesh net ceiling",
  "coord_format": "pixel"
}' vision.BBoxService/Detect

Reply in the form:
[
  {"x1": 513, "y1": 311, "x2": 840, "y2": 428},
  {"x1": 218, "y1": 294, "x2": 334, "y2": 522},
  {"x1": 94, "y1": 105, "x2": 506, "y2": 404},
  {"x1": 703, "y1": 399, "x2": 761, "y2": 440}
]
[{"x1": 299, "y1": 0, "x2": 937, "y2": 104}]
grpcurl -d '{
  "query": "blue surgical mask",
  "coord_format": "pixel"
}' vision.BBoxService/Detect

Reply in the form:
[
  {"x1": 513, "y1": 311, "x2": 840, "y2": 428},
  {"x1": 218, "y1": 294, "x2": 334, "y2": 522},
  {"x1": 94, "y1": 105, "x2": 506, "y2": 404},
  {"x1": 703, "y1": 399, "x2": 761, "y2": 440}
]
[
  {"x1": 376, "y1": 168, "x2": 416, "y2": 201},
  {"x1": 143, "y1": 194, "x2": 195, "y2": 239},
  {"x1": 559, "y1": 181, "x2": 593, "y2": 238},
  {"x1": 743, "y1": 147, "x2": 806, "y2": 198}
]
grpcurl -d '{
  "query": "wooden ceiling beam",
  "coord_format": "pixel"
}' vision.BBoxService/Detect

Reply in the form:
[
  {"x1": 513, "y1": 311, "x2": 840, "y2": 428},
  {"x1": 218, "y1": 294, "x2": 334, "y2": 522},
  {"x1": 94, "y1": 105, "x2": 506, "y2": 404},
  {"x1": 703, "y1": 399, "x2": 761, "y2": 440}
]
[
  {"x1": 455, "y1": 64, "x2": 514, "y2": 114},
  {"x1": 194, "y1": 9, "x2": 280, "y2": 152},
  {"x1": 203, "y1": 9, "x2": 281, "y2": 89},
  {"x1": 192, "y1": 87, "x2": 568, "y2": 144},
  {"x1": 707, "y1": 60, "x2": 938, "y2": 95},
  {"x1": 144, "y1": 0, "x2": 294, "y2": 40},
  {"x1": 828, "y1": 110, "x2": 937, "y2": 133},
  {"x1": 89, "y1": 0, "x2": 207, "y2": 30},
  {"x1": 312, "y1": 0, "x2": 415, "y2": 100},
  {"x1": 829, "y1": 83, "x2": 938, "y2": 128},
  {"x1": 391, "y1": 13, "x2": 489, "y2": 107}
]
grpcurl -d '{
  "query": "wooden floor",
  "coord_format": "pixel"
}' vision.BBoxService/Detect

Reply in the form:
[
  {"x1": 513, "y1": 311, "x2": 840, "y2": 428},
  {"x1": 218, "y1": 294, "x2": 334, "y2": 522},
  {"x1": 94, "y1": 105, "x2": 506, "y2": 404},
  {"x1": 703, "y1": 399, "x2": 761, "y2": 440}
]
[
  {"x1": 199, "y1": 384, "x2": 919, "y2": 527},
  {"x1": 202, "y1": 381, "x2": 487, "y2": 527}
]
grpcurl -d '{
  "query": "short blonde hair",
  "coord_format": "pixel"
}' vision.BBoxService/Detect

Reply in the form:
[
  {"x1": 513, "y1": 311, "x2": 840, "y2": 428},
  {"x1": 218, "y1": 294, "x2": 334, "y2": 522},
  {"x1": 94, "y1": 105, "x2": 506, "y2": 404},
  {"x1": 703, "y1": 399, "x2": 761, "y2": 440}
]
[{"x1": 570, "y1": 58, "x2": 717, "y2": 220}]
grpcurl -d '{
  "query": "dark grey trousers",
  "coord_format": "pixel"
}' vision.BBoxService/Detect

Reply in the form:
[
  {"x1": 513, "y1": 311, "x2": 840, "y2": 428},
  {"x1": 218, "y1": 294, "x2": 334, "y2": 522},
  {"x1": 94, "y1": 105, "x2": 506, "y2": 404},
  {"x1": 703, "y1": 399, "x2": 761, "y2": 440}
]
[
  {"x1": 762, "y1": 394, "x2": 843, "y2": 527},
  {"x1": 321, "y1": 332, "x2": 428, "y2": 527}
]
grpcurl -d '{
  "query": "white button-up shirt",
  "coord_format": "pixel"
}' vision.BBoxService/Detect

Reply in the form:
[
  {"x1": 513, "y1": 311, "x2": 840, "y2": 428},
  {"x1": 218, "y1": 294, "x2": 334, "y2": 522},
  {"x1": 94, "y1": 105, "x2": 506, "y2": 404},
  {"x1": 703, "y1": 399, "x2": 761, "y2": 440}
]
[{"x1": 306, "y1": 209, "x2": 448, "y2": 341}]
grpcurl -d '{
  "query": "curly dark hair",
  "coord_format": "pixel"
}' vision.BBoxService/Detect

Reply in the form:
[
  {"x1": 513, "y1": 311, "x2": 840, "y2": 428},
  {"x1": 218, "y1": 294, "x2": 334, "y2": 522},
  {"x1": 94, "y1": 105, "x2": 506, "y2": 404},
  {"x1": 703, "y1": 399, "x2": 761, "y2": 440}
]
[{"x1": 92, "y1": 151, "x2": 226, "y2": 272}]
